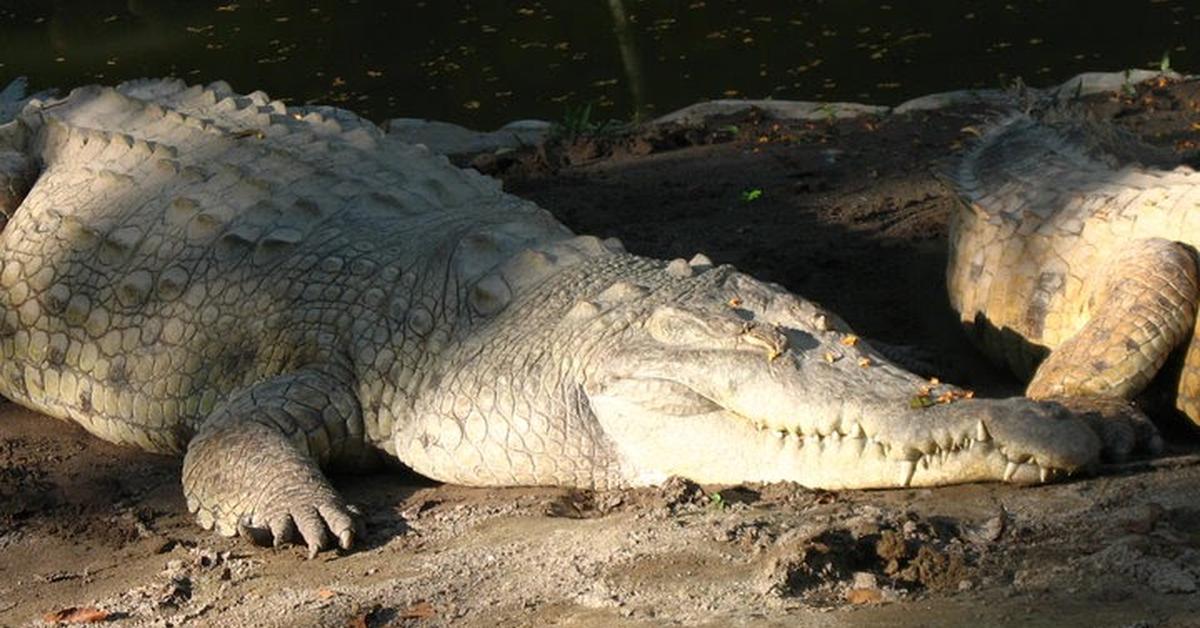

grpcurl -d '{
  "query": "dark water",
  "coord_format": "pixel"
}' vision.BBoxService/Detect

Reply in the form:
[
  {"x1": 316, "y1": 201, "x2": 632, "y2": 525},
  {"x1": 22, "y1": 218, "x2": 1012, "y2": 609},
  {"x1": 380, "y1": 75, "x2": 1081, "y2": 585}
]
[{"x1": 0, "y1": 1, "x2": 1195, "y2": 128}]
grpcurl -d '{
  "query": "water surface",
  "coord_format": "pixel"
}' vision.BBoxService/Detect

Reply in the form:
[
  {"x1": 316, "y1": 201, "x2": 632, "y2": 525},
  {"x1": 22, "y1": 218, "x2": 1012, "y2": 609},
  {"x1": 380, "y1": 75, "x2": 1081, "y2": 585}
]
[{"x1": 0, "y1": 1, "x2": 1194, "y2": 127}]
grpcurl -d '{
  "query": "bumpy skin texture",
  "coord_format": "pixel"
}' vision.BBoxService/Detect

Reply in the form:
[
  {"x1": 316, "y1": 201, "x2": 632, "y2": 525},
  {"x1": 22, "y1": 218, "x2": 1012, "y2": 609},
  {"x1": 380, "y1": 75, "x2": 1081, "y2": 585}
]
[
  {"x1": 0, "y1": 80, "x2": 1126, "y2": 555},
  {"x1": 947, "y1": 111, "x2": 1200, "y2": 434}
]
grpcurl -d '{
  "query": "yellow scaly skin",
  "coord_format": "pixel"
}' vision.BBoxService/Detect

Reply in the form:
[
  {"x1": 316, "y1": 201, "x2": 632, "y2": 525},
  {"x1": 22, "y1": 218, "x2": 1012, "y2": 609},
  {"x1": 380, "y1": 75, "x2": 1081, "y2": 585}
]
[{"x1": 948, "y1": 112, "x2": 1200, "y2": 440}]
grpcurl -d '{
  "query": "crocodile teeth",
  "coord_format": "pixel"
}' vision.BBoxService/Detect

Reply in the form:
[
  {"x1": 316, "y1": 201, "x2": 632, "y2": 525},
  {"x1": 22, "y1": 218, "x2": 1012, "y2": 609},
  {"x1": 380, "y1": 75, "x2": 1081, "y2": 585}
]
[
  {"x1": 1039, "y1": 466, "x2": 1050, "y2": 483},
  {"x1": 976, "y1": 420, "x2": 990, "y2": 442},
  {"x1": 899, "y1": 460, "x2": 916, "y2": 487},
  {"x1": 845, "y1": 423, "x2": 864, "y2": 439},
  {"x1": 1003, "y1": 461, "x2": 1019, "y2": 482}
]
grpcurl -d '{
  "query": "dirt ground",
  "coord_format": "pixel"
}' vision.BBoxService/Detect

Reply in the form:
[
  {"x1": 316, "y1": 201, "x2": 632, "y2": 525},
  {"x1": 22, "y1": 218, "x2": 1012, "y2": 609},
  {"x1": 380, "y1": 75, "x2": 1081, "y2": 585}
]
[{"x1": 4, "y1": 79, "x2": 1200, "y2": 627}]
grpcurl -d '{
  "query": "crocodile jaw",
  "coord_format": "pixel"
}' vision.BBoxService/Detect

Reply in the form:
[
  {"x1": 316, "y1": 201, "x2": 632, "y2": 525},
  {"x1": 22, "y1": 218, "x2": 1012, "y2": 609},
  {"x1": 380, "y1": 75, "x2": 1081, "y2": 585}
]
[{"x1": 591, "y1": 395, "x2": 1101, "y2": 489}]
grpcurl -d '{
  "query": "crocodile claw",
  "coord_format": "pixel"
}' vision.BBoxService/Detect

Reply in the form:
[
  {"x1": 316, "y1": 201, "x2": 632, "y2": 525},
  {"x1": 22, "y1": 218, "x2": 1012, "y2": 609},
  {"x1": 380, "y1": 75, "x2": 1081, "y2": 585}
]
[{"x1": 234, "y1": 498, "x2": 360, "y2": 558}]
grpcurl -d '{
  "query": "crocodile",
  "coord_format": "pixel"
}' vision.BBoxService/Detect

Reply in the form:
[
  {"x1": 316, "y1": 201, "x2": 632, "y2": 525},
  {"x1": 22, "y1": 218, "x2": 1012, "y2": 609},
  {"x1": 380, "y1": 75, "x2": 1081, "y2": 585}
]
[
  {"x1": 0, "y1": 79, "x2": 1131, "y2": 556},
  {"x1": 946, "y1": 108, "x2": 1200, "y2": 435}
]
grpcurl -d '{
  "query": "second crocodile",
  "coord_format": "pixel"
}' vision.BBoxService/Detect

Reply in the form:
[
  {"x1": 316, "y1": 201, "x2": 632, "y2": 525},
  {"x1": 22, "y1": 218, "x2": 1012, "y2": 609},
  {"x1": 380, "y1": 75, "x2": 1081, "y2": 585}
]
[{"x1": 946, "y1": 106, "x2": 1200, "y2": 442}]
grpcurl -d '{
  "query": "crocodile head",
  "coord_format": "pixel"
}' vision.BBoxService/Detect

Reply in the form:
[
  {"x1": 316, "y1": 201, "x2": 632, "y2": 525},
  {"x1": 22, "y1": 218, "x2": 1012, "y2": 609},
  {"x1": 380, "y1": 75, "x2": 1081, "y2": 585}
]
[
  {"x1": 397, "y1": 238, "x2": 1109, "y2": 490},
  {"x1": 587, "y1": 271, "x2": 1104, "y2": 488}
]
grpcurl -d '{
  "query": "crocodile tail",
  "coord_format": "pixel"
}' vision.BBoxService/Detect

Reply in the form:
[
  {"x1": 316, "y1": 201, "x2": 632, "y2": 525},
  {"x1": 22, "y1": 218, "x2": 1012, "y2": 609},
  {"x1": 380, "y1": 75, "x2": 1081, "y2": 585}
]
[
  {"x1": 932, "y1": 111, "x2": 1035, "y2": 217},
  {"x1": 1035, "y1": 99, "x2": 1186, "y2": 170},
  {"x1": 945, "y1": 109, "x2": 1192, "y2": 223}
]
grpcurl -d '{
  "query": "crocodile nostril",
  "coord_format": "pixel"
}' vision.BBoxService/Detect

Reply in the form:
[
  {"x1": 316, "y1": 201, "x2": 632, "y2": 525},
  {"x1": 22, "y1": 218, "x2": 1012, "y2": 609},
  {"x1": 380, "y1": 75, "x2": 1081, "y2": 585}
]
[{"x1": 738, "y1": 322, "x2": 788, "y2": 361}]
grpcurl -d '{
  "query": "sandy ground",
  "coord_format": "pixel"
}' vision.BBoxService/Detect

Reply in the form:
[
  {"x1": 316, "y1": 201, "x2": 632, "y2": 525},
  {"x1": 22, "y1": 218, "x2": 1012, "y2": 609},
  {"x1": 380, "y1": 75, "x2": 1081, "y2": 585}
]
[{"x1": 3, "y1": 78, "x2": 1200, "y2": 627}]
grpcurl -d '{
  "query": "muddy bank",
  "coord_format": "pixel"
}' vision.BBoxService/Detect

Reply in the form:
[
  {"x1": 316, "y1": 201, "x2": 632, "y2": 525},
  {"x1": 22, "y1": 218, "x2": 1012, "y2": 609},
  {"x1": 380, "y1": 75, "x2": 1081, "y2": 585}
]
[{"x1": 3, "y1": 76, "x2": 1200, "y2": 626}]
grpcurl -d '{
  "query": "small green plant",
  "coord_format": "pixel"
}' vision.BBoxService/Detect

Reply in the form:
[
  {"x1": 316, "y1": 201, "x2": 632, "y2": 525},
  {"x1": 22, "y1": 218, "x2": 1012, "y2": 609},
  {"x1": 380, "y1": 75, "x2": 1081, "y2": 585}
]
[
  {"x1": 721, "y1": 124, "x2": 740, "y2": 135},
  {"x1": 552, "y1": 102, "x2": 625, "y2": 140},
  {"x1": 818, "y1": 102, "x2": 838, "y2": 122},
  {"x1": 1121, "y1": 68, "x2": 1137, "y2": 97},
  {"x1": 741, "y1": 188, "x2": 763, "y2": 202},
  {"x1": 1160, "y1": 50, "x2": 1173, "y2": 74},
  {"x1": 708, "y1": 492, "x2": 726, "y2": 511}
]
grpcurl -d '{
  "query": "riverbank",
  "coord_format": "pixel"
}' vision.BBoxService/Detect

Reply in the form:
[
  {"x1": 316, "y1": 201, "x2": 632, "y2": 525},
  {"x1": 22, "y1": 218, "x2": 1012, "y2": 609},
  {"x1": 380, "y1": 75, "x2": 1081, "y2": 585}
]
[{"x1": 3, "y1": 73, "x2": 1200, "y2": 627}]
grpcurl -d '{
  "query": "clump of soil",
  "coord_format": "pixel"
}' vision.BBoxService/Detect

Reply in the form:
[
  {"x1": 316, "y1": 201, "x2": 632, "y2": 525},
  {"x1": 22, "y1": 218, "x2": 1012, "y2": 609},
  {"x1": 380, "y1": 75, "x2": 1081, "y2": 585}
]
[{"x1": 763, "y1": 512, "x2": 974, "y2": 606}]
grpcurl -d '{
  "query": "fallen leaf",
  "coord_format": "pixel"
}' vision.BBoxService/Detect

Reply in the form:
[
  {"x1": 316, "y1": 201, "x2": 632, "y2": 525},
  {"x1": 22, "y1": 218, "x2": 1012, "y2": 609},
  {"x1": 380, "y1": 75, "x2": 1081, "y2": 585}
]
[
  {"x1": 317, "y1": 588, "x2": 337, "y2": 600},
  {"x1": 909, "y1": 394, "x2": 933, "y2": 409},
  {"x1": 345, "y1": 614, "x2": 368, "y2": 628},
  {"x1": 845, "y1": 588, "x2": 883, "y2": 604},
  {"x1": 400, "y1": 601, "x2": 436, "y2": 619},
  {"x1": 42, "y1": 607, "x2": 110, "y2": 624},
  {"x1": 840, "y1": 334, "x2": 859, "y2": 347}
]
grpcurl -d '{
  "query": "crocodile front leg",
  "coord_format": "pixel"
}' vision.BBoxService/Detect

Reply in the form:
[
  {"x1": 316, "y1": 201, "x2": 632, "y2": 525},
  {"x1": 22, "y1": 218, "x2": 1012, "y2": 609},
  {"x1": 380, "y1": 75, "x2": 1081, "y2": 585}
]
[
  {"x1": 182, "y1": 367, "x2": 370, "y2": 557},
  {"x1": 1026, "y1": 238, "x2": 1197, "y2": 448}
]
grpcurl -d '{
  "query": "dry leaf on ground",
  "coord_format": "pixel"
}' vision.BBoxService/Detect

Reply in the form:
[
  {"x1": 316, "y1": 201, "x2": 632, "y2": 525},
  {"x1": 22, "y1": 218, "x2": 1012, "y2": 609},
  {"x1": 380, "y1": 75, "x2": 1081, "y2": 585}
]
[
  {"x1": 42, "y1": 606, "x2": 110, "y2": 623},
  {"x1": 400, "y1": 600, "x2": 437, "y2": 619}
]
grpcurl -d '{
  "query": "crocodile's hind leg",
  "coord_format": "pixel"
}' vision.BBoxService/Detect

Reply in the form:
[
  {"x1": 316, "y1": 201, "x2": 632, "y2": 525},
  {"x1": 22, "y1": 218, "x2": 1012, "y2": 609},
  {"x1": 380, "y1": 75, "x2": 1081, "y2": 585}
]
[
  {"x1": 1026, "y1": 238, "x2": 1197, "y2": 456},
  {"x1": 182, "y1": 366, "x2": 374, "y2": 557}
]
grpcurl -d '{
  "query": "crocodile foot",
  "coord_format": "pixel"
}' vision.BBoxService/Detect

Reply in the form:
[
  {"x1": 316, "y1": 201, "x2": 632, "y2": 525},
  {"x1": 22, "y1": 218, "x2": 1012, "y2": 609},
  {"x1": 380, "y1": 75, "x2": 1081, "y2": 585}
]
[
  {"x1": 235, "y1": 489, "x2": 364, "y2": 558},
  {"x1": 184, "y1": 420, "x2": 364, "y2": 558}
]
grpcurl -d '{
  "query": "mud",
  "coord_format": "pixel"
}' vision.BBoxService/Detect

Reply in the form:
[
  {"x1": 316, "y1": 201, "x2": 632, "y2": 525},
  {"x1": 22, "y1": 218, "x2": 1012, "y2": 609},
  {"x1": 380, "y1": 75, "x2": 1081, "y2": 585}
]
[{"x1": 3, "y1": 78, "x2": 1200, "y2": 627}]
